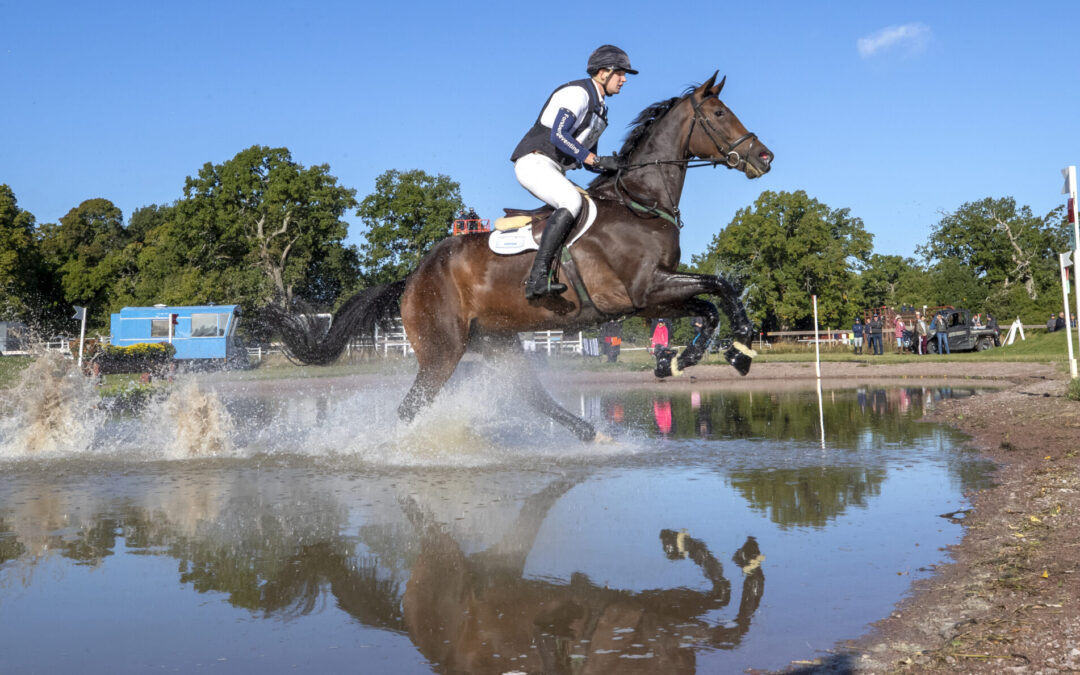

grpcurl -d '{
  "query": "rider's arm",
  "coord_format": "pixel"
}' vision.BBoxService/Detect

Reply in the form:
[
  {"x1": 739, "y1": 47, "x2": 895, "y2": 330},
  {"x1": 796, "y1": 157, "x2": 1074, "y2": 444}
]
[
  {"x1": 549, "y1": 108, "x2": 592, "y2": 164},
  {"x1": 541, "y1": 85, "x2": 598, "y2": 166}
]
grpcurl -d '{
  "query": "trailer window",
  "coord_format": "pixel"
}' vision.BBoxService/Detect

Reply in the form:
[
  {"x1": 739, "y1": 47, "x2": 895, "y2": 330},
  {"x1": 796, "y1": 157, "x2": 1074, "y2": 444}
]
[
  {"x1": 150, "y1": 319, "x2": 170, "y2": 337},
  {"x1": 191, "y1": 313, "x2": 230, "y2": 337}
]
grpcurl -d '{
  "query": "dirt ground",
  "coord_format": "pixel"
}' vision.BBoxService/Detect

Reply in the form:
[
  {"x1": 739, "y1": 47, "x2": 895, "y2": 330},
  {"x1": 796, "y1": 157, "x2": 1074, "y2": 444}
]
[{"x1": 594, "y1": 359, "x2": 1078, "y2": 674}]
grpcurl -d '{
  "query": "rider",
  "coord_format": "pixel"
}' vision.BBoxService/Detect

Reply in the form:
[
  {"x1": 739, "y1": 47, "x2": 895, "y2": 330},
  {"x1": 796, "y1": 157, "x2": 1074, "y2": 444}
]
[{"x1": 511, "y1": 45, "x2": 637, "y2": 299}]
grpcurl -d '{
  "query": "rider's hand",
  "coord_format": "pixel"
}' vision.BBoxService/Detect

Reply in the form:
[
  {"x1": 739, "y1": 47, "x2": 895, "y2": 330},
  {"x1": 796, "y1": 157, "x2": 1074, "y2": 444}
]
[{"x1": 593, "y1": 154, "x2": 623, "y2": 173}]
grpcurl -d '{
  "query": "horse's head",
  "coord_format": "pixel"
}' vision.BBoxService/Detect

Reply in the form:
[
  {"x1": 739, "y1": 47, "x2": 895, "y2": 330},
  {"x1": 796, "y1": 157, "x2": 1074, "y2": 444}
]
[{"x1": 686, "y1": 72, "x2": 773, "y2": 179}]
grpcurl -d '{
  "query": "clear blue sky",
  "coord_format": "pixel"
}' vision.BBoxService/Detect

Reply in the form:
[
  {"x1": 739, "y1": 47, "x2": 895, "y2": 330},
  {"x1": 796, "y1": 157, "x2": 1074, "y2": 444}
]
[{"x1": 3, "y1": 1, "x2": 1078, "y2": 262}]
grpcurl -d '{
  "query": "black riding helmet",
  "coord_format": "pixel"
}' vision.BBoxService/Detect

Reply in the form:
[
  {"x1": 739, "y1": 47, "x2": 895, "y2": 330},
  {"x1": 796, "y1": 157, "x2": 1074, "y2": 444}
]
[{"x1": 587, "y1": 45, "x2": 638, "y2": 75}]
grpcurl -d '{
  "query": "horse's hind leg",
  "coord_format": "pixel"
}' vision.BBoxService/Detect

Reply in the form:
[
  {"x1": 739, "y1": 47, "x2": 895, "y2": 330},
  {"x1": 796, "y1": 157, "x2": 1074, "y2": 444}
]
[
  {"x1": 398, "y1": 300, "x2": 469, "y2": 423},
  {"x1": 477, "y1": 334, "x2": 597, "y2": 442}
]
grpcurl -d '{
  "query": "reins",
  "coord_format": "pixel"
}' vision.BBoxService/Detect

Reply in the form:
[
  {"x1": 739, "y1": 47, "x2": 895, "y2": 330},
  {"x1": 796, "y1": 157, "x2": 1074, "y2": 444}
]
[{"x1": 597, "y1": 92, "x2": 761, "y2": 229}]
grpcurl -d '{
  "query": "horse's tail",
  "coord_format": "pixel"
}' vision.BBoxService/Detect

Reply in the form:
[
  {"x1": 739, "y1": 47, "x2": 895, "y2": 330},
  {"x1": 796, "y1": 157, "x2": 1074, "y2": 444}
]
[{"x1": 264, "y1": 280, "x2": 408, "y2": 365}]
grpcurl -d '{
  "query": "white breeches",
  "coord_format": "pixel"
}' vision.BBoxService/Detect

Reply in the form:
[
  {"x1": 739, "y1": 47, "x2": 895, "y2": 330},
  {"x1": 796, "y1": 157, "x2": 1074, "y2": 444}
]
[{"x1": 513, "y1": 153, "x2": 583, "y2": 217}]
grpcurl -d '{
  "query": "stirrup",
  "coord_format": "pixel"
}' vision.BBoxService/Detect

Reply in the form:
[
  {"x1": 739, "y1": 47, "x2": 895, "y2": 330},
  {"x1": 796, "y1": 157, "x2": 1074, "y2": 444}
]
[{"x1": 525, "y1": 277, "x2": 567, "y2": 299}]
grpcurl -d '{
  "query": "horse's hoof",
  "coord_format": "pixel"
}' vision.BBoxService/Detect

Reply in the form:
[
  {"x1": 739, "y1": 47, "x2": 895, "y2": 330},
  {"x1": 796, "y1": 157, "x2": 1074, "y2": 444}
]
[
  {"x1": 592, "y1": 431, "x2": 614, "y2": 444},
  {"x1": 724, "y1": 342, "x2": 757, "y2": 376},
  {"x1": 654, "y1": 362, "x2": 672, "y2": 378}
]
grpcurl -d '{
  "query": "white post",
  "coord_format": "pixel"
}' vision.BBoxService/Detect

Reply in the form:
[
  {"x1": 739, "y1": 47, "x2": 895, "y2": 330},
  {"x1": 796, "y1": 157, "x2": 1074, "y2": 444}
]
[
  {"x1": 816, "y1": 377, "x2": 826, "y2": 449},
  {"x1": 77, "y1": 310, "x2": 87, "y2": 369},
  {"x1": 812, "y1": 294, "x2": 821, "y2": 379},
  {"x1": 1060, "y1": 252, "x2": 1077, "y2": 378},
  {"x1": 1065, "y1": 167, "x2": 1080, "y2": 368}
]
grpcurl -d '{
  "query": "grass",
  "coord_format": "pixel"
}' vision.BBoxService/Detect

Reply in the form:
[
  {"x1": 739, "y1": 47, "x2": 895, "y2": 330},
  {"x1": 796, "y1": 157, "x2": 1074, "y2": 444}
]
[{"x1": 0, "y1": 356, "x2": 32, "y2": 388}]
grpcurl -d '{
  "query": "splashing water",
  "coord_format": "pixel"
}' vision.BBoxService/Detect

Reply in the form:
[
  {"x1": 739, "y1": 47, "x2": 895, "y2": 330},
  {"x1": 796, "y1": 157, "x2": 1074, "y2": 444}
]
[
  {"x1": 0, "y1": 351, "x2": 642, "y2": 466},
  {"x1": 0, "y1": 352, "x2": 104, "y2": 457},
  {"x1": 150, "y1": 377, "x2": 237, "y2": 459}
]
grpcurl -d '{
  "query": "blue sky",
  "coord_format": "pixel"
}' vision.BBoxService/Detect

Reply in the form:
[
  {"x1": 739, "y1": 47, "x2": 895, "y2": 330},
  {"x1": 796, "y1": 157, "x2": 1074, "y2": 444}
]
[{"x1": 3, "y1": 1, "x2": 1078, "y2": 262}]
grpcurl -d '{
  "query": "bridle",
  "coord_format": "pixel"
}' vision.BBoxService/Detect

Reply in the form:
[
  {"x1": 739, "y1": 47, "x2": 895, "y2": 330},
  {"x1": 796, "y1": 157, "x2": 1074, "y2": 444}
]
[
  {"x1": 607, "y1": 93, "x2": 766, "y2": 227},
  {"x1": 687, "y1": 93, "x2": 761, "y2": 171}
]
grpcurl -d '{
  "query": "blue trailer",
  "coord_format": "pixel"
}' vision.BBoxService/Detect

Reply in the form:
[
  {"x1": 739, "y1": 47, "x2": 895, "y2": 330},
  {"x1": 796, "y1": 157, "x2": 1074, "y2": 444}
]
[{"x1": 109, "y1": 305, "x2": 243, "y2": 363}]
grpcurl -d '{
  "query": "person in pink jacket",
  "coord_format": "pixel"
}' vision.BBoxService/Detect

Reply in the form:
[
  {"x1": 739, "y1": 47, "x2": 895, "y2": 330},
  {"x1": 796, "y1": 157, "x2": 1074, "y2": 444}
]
[{"x1": 894, "y1": 315, "x2": 906, "y2": 353}]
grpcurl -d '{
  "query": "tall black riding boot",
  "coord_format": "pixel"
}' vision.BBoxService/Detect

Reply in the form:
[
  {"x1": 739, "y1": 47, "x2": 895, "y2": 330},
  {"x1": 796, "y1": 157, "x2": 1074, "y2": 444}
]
[{"x1": 524, "y1": 208, "x2": 575, "y2": 300}]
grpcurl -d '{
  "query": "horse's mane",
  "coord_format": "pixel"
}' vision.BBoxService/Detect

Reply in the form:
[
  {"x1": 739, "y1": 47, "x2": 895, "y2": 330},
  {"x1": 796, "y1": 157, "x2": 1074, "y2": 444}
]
[{"x1": 588, "y1": 87, "x2": 694, "y2": 190}]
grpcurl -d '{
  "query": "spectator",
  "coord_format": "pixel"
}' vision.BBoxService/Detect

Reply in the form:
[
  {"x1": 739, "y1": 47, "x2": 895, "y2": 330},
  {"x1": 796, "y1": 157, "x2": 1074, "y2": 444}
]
[
  {"x1": 650, "y1": 319, "x2": 677, "y2": 378},
  {"x1": 690, "y1": 316, "x2": 707, "y2": 352},
  {"x1": 1056, "y1": 312, "x2": 1066, "y2": 332},
  {"x1": 869, "y1": 314, "x2": 884, "y2": 355},
  {"x1": 893, "y1": 315, "x2": 906, "y2": 353},
  {"x1": 987, "y1": 314, "x2": 1000, "y2": 346},
  {"x1": 600, "y1": 320, "x2": 622, "y2": 363},
  {"x1": 650, "y1": 318, "x2": 669, "y2": 354},
  {"x1": 1047, "y1": 314, "x2": 1057, "y2": 332},
  {"x1": 915, "y1": 312, "x2": 928, "y2": 355},
  {"x1": 934, "y1": 313, "x2": 951, "y2": 354},
  {"x1": 851, "y1": 317, "x2": 863, "y2": 355}
]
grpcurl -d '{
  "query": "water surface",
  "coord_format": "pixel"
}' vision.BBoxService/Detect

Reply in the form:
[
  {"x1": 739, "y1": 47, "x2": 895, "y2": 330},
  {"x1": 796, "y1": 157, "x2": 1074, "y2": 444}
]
[{"x1": 0, "y1": 359, "x2": 993, "y2": 673}]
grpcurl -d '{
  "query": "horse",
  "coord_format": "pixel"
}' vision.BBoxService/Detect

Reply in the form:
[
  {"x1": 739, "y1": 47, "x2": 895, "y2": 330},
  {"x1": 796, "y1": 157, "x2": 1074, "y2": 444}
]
[{"x1": 269, "y1": 71, "x2": 773, "y2": 442}]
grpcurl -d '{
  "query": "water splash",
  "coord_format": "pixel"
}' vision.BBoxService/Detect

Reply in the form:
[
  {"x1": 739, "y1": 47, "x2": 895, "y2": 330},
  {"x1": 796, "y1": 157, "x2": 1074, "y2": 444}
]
[
  {"x1": 0, "y1": 352, "x2": 642, "y2": 465},
  {"x1": 0, "y1": 352, "x2": 104, "y2": 457},
  {"x1": 151, "y1": 377, "x2": 237, "y2": 459}
]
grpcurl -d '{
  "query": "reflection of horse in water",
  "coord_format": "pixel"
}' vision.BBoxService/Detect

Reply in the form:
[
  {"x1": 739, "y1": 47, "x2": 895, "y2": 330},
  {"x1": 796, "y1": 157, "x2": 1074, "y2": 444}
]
[
  {"x1": 267, "y1": 73, "x2": 772, "y2": 442},
  {"x1": 255, "y1": 480, "x2": 765, "y2": 674}
]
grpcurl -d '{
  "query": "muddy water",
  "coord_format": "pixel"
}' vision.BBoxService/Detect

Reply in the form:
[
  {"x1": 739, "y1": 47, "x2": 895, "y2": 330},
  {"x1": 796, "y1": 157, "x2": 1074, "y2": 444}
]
[{"x1": 0, "y1": 359, "x2": 993, "y2": 673}]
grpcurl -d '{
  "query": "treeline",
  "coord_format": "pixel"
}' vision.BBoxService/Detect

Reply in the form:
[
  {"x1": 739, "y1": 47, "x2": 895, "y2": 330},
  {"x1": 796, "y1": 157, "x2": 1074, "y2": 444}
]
[
  {"x1": 0, "y1": 146, "x2": 463, "y2": 335},
  {"x1": 1, "y1": 145, "x2": 1070, "y2": 339},
  {"x1": 691, "y1": 190, "x2": 1070, "y2": 333}
]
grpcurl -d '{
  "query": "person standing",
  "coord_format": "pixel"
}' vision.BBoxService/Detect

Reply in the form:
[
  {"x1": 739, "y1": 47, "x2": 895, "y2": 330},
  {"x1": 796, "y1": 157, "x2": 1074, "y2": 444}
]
[
  {"x1": 915, "y1": 312, "x2": 928, "y2": 355},
  {"x1": 869, "y1": 314, "x2": 884, "y2": 355},
  {"x1": 893, "y1": 315, "x2": 906, "y2": 354},
  {"x1": 600, "y1": 320, "x2": 622, "y2": 363},
  {"x1": 987, "y1": 314, "x2": 999, "y2": 346},
  {"x1": 511, "y1": 45, "x2": 637, "y2": 299},
  {"x1": 934, "y1": 312, "x2": 951, "y2": 354},
  {"x1": 851, "y1": 317, "x2": 864, "y2": 355},
  {"x1": 650, "y1": 318, "x2": 669, "y2": 354},
  {"x1": 1047, "y1": 314, "x2": 1057, "y2": 332},
  {"x1": 1056, "y1": 312, "x2": 1067, "y2": 332}
]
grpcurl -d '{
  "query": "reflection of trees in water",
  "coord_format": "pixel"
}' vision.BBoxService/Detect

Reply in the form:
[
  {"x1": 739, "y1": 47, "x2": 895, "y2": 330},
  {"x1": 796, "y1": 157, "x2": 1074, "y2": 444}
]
[
  {"x1": 727, "y1": 466, "x2": 886, "y2": 529},
  {"x1": 0, "y1": 474, "x2": 767, "y2": 674}
]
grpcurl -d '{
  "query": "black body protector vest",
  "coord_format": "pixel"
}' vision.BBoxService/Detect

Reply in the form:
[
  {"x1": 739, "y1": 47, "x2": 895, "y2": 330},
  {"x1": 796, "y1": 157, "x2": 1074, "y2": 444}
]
[{"x1": 511, "y1": 78, "x2": 607, "y2": 170}]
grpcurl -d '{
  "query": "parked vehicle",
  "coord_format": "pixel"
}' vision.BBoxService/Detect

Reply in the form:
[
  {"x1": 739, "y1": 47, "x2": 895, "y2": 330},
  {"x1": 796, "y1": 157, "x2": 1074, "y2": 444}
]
[
  {"x1": 927, "y1": 308, "x2": 999, "y2": 353},
  {"x1": 109, "y1": 304, "x2": 247, "y2": 367}
]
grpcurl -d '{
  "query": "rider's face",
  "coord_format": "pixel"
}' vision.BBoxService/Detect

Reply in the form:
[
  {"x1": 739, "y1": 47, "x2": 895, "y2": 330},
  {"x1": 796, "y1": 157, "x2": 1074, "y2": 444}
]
[{"x1": 598, "y1": 69, "x2": 627, "y2": 95}]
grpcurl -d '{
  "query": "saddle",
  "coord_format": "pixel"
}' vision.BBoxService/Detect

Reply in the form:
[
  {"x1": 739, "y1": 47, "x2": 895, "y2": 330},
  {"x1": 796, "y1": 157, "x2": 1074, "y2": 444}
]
[{"x1": 488, "y1": 192, "x2": 597, "y2": 255}]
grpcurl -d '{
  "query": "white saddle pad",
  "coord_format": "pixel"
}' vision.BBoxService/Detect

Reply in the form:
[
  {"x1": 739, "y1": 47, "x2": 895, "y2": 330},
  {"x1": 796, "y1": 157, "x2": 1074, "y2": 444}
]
[{"x1": 488, "y1": 196, "x2": 598, "y2": 256}]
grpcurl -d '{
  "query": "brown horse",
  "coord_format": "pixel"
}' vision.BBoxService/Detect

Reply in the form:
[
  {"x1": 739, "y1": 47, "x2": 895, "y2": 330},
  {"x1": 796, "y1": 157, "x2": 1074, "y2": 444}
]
[{"x1": 271, "y1": 72, "x2": 773, "y2": 442}]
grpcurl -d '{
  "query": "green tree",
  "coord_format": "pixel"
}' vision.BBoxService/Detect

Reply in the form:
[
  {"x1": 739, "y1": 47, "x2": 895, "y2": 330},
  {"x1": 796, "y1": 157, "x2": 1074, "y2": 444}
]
[
  {"x1": 35, "y1": 198, "x2": 129, "y2": 329},
  {"x1": 356, "y1": 169, "x2": 463, "y2": 285},
  {"x1": 0, "y1": 185, "x2": 40, "y2": 320},
  {"x1": 916, "y1": 198, "x2": 1068, "y2": 320},
  {"x1": 857, "y1": 254, "x2": 931, "y2": 311},
  {"x1": 174, "y1": 146, "x2": 359, "y2": 308},
  {"x1": 691, "y1": 190, "x2": 873, "y2": 331}
]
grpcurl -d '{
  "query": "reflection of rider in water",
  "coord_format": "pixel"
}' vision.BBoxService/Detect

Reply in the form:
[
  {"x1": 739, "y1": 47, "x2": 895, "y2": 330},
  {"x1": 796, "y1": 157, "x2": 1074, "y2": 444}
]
[{"x1": 512, "y1": 45, "x2": 637, "y2": 299}]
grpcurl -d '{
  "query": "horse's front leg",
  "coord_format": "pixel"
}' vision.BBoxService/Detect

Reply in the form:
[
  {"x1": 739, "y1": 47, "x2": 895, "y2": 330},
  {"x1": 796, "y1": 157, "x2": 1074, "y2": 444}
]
[
  {"x1": 638, "y1": 297, "x2": 719, "y2": 377},
  {"x1": 644, "y1": 272, "x2": 757, "y2": 376}
]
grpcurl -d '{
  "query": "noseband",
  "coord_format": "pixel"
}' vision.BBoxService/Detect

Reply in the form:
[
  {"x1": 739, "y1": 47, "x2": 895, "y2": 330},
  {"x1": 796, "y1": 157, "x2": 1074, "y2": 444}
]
[{"x1": 688, "y1": 94, "x2": 759, "y2": 170}]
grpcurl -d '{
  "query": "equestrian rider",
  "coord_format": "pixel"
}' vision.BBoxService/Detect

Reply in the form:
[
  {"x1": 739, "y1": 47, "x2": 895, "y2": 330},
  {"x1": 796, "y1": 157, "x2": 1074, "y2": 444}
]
[{"x1": 511, "y1": 45, "x2": 637, "y2": 299}]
